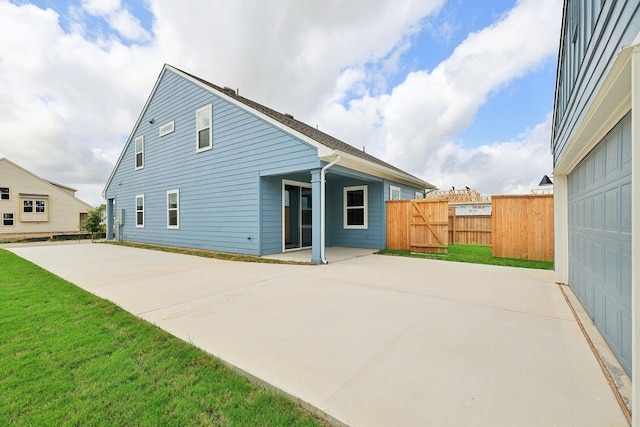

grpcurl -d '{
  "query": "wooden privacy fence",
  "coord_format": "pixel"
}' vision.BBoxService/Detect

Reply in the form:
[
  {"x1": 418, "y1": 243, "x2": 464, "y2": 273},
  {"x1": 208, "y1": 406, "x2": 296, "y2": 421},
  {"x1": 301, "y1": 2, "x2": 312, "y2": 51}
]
[
  {"x1": 448, "y1": 209, "x2": 492, "y2": 246},
  {"x1": 386, "y1": 199, "x2": 449, "y2": 253},
  {"x1": 492, "y1": 194, "x2": 554, "y2": 262}
]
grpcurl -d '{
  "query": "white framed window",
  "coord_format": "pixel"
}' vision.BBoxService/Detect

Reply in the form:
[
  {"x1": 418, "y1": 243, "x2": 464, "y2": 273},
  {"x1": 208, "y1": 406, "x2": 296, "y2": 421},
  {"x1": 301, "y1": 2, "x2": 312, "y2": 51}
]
[
  {"x1": 0, "y1": 187, "x2": 9, "y2": 200},
  {"x1": 134, "y1": 135, "x2": 144, "y2": 170},
  {"x1": 135, "y1": 194, "x2": 144, "y2": 228},
  {"x1": 415, "y1": 191, "x2": 424, "y2": 199},
  {"x1": 167, "y1": 189, "x2": 179, "y2": 229},
  {"x1": 344, "y1": 185, "x2": 367, "y2": 229},
  {"x1": 20, "y1": 197, "x2": 48, "y2": 221},
  {"x1": 196, "y1": 104, "x2": 212, "y2": 152},
  {"x1": 390, "y1": 185, "x2": 401, "y2": 201},
  {"x1": 159, "y1": 120, "x2": 175, "y2": 137},
  {"x1": 2, "y1": 213, "x2": 14, "y2": 226}
]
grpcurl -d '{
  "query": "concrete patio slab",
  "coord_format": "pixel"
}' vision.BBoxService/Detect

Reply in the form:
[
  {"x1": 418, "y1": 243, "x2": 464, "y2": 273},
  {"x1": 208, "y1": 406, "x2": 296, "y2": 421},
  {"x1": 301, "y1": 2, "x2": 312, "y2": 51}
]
[
  {"x1": 261, "y1": 246, "x2": 377, "y2": 263},
  {"x1": 7, "y1": 243, "x2": 629, "y2": 426}
]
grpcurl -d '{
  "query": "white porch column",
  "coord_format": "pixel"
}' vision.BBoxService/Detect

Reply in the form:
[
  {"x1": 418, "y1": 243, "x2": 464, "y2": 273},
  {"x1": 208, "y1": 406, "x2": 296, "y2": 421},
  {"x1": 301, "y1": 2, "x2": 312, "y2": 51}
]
[
  {"x1": 311, "y1": 169, "x2": 322, "y2": 264},
  {"x1": 553, "y1": 174, "x2": 569, "y2": 285},
  {"x1": 631, "y1": 44, "x2": 640, "y2": 427}
]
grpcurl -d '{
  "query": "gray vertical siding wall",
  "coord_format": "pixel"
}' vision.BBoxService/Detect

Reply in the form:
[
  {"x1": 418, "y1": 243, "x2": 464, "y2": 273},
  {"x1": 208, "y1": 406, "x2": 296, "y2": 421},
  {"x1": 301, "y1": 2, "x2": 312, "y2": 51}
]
[
  {"x1": 105, "y1": 70, "x2": 320, "y2": 255},
  {"x1": 553, "y1": 0, "x2": 640, "y2": 161}
]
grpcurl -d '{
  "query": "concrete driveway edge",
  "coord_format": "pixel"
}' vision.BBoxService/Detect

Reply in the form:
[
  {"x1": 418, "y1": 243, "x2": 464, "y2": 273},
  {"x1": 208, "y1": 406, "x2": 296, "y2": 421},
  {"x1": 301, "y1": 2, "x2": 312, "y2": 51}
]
[{"x1": 560, "y1": 283, "x2": 632, "y2": 421}]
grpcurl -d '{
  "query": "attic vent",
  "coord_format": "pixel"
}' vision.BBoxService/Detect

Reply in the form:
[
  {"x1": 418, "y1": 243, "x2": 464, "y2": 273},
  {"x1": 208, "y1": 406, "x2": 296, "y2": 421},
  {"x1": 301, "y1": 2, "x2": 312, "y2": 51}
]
[
  {"x1": 222, "y1": 86, "x2": 236, "y2": 95},
  {"x1": 284, "y1": 113, "x2": 294, "y2": 119}
]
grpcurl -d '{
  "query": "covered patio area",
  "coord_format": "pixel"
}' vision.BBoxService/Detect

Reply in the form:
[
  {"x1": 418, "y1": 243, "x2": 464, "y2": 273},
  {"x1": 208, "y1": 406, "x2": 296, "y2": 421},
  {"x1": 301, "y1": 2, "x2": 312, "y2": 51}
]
[{"x1": 261, "y1": 246, "x2": 378, "y2": 263}]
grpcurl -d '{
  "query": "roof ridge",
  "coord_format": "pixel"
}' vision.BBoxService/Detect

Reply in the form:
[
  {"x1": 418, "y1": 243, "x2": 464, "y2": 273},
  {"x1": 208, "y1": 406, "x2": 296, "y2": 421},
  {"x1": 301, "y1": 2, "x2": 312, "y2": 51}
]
[{"x1": 171, "y1": 65, "x2": 427, "y2": 183}]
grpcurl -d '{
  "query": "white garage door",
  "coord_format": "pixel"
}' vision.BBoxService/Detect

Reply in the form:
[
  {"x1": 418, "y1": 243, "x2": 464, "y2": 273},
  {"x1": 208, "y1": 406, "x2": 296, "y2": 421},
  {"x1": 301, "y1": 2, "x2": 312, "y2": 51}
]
[{"x1": 567, "y1": 112, "x2": 632, "y2": 375}]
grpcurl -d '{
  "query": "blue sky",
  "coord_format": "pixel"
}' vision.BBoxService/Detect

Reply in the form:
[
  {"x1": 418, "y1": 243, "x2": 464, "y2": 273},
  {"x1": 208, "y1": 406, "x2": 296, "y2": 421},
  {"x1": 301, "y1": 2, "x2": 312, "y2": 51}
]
[
  {"x1": 411, "y1": 0, "x2": 557, "y2": 146},
  {"x1": 0, "y1": 0, "x2": 562, "y2": 205}
]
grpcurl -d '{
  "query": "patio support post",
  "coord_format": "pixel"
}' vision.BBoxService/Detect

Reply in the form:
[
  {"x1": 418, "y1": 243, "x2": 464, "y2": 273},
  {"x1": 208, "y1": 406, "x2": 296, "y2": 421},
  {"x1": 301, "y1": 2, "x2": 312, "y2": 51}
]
[
  {"x1": 106, "y1": 198, "x2": 114, "y2": 240},
  {"x1": 311, "y1": 169, "x2": 322, "y2": 264}
]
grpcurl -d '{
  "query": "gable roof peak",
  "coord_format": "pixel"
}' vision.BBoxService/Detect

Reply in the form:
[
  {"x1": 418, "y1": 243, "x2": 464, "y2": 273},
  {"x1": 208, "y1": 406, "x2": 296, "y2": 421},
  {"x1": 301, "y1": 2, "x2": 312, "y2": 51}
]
[{"x1": 165, "y1": 64, "x2": 432, "y2": 189}]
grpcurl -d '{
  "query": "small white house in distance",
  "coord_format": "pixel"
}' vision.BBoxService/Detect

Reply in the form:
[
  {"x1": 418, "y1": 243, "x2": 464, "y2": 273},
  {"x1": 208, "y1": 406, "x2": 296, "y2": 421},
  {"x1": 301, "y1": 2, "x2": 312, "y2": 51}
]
[{"x1": 0, "y1": 158, "x2": 93, "y2": 237}]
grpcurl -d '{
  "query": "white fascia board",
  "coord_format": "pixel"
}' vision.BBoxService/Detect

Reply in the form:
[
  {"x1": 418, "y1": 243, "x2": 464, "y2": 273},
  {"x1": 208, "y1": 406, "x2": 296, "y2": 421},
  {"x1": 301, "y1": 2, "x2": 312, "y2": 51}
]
[
  {"x1": 167, "y1": 65, "x2": 334, "y2": 158},
  {"x1": 554, "y1": 45, "x2": 634, "y2": 175},
  {"x1": 321, "y1": 150, "x2": 434, "y2": 190}
]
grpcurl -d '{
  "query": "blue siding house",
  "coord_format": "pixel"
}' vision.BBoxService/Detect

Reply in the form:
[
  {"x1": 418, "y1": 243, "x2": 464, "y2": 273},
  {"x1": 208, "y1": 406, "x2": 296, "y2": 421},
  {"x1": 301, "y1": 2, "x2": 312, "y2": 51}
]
[
  {"x1": 104, "y1": 64, "x2": 433, "y2": 264},
  {"x1": 551, "y1": 0, "x2": 639, "y2": 405}
]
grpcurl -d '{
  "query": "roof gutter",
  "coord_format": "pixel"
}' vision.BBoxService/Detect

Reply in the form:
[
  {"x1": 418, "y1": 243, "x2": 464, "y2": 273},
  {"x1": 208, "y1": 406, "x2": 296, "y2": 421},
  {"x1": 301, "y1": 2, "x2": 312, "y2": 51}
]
[
  {"x1": 320, "y1": 150, "x2": 434, "y2": 190},
  {"x1": 320, "y1": 153, "x2": 341, "y2": 264}
]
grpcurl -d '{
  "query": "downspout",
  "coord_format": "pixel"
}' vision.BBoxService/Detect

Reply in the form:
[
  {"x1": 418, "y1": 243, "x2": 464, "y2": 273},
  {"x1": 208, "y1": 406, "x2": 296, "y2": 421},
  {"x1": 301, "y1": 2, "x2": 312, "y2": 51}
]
[{"x1": 320, "y1": 154, "x2": 341, "y2": 264}]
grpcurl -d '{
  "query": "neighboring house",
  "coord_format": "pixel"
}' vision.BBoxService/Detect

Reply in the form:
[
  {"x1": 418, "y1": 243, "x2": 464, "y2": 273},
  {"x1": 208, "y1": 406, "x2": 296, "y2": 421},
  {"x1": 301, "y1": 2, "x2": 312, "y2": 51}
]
[
  {"x1": 0, "y1": 158, "x2": 93, "y2": 236},
  {"x1": 103, "y1": 64, "x2": 433, "y2": 264},
  {"x1": 551, "y1": 0, "x2": 639, "y2": 399}
]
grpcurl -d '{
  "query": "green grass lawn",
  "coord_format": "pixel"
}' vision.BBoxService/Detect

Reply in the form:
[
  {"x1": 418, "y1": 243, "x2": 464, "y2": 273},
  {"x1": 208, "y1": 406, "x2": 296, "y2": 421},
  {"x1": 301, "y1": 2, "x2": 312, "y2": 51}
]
[
  {"x1": 0, "y1": 249, "x2": 324, "y2": 426},
  {"x1": 378, "y1": 244, "x2": 554, "y2": 270}
]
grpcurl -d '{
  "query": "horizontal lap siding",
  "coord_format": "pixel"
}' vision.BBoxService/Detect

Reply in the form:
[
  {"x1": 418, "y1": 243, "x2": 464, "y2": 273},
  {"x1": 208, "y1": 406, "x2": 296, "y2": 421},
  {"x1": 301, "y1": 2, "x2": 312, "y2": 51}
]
[
  {"x1": 105, "y1": 70, "x2": 319, "y2": 255},
  {"x1": 325, "y1": 177, "x2": 384, "y2": 249},
  {"x1": 260, "y1": 176, "x2": 283, "y2": 255}
]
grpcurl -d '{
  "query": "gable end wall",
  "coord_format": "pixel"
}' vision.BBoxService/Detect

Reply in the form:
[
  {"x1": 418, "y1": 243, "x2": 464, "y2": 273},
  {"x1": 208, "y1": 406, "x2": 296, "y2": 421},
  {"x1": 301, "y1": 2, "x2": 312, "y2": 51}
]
[{"x1": 105, "y1": 70, "x2": 320, "y2": 255}]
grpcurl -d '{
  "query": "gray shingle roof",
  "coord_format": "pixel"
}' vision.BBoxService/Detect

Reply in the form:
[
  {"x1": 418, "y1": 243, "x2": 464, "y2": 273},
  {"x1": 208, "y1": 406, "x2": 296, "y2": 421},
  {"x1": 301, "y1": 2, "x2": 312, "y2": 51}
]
[{"x1": 174, "y1": 66, "x2": 427, "y2": 184}]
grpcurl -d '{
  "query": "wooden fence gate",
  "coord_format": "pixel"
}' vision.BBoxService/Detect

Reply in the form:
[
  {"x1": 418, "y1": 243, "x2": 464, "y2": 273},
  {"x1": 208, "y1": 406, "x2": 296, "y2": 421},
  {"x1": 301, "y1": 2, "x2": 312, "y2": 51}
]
[{"x1": 386, "y1": 199, "x2": 449, "y2": 253}]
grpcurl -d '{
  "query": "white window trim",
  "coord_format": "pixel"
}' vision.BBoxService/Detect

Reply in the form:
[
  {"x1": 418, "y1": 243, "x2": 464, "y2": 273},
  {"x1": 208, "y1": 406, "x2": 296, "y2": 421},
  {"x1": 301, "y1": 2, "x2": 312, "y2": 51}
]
[
  {"x1": 196, "y1": 104, "x2": 212, "y2": 153},
  {"x1": 167, "y1": 189, "x2": 180, "y2": 229},
  {"x1": 0, "y1": 187, "x2": 10, "y2": 201},
  {"x1": 415, "y1": 191, "x2": 424, "y2": 199},
  {"x1": 35, "y1": 200, "x2": 46, "y2": 213},
  {"x1": 344, "y1": 185, "x2": 368, "y2": 230},
  {"x1": 135, "y1": 194, "x2": 145, "y2": 228},
  {"x1": 159, "y1": 120, "x2": 175, "y2": 137},
  {"x1": 2, "y1": 213, "x2": 14, "y2": 226},
  {"x1": 390, "y1": 185, "x2": 401, "y2": 201},
  {"x1": 134, "y1": 135, "x2": 144, "y2": 170},
  {"x1": 22, "y1": 198, "x2": 46, "y2": 214}
]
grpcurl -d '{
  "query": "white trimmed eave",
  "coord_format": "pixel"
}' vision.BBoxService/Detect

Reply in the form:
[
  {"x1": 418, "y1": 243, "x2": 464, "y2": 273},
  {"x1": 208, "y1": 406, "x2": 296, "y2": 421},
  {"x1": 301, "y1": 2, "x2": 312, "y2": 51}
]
[
  {"x1": 167, "y1": 65, "x2": 334, "y2": 158},
  {"x1": 554, "y1": 44, "x2": 634, "y2": 175},
  {"x1": 104, "y1": 64, "x2": 431, "y2": 195},
  {"x1": 171, "y1": 65, "x2": 431, "y2": 188},
  {"x1": 320, "y1": 150, "x2": 434, "y2": 190}
]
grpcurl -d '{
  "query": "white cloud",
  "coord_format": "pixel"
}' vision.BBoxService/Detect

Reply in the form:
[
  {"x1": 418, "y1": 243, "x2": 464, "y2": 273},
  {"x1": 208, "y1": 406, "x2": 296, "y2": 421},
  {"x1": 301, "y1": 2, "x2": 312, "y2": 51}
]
[
  {"x1": 312, "y1": 0, "x2": 562, "y2": 194},
  {"x1": 149, "y1": 0, "x2": 445, "y2": 115},
  {"x1": 426, "y1": 115, "x2": 554, "y2": 195},
  {"x1": 81, "y1": 0, "x2": 152, "y2": 42},
  {"x1": 0, "y1": 0, "x2": 561, "y2": 205},
  {"x1": 0, "y1": 1, "x2": 159, "y2": 205}
]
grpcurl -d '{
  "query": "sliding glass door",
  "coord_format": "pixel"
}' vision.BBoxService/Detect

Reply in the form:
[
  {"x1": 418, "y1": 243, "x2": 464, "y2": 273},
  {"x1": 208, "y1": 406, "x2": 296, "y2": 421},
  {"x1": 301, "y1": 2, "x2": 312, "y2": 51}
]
[{"x1": 283, "y1": 181, "x2": 312, "y2": 251}]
